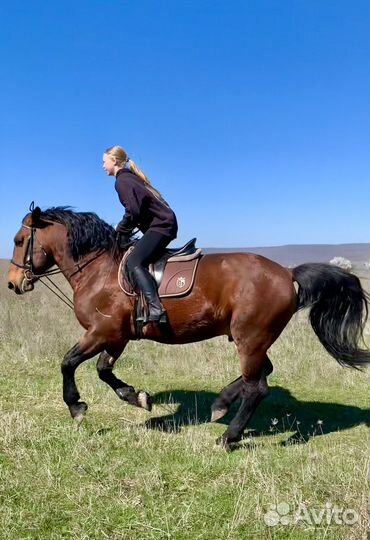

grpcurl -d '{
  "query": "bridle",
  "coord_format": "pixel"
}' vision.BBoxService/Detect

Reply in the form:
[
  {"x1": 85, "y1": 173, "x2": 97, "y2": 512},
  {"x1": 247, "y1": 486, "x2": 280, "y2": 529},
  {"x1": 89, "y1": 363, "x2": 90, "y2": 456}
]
[
  {"x1": 11, "y1": 221, "x2": 105, "y2": 310},
  {"x1": 10, "y1": 223, "x2": 53, "y2": 278}
]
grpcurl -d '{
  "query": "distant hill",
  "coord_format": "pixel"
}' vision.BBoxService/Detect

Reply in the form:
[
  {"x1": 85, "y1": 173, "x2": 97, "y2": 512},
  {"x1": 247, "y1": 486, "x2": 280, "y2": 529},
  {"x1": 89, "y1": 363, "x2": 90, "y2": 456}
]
[
  {"x1": 205, "y1": 243, "x2": 370, "y2": 266},
  {"x1": 2, "y1": 243, "x2": 369, "y2": 271}
]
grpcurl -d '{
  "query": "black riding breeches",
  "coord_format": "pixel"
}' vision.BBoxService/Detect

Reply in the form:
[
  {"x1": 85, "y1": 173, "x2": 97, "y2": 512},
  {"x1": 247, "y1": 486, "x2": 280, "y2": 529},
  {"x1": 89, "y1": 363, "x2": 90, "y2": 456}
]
[{"x1": 126, "y1": 230, "x2": 172, "y2": 277}]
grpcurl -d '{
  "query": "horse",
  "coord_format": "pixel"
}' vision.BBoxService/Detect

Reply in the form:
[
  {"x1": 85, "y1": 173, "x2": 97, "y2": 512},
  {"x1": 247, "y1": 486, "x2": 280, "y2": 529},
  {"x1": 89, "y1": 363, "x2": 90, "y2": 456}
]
[{"x1": 7, "y1": 206, "x2": 370, "y2": 446}]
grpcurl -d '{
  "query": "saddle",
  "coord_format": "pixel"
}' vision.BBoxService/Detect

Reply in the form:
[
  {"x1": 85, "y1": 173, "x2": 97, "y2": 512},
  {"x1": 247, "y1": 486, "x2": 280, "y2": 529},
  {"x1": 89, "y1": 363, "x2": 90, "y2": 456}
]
[{"x1": 119, "y1": 238, "x2": 202, "y2": 299}]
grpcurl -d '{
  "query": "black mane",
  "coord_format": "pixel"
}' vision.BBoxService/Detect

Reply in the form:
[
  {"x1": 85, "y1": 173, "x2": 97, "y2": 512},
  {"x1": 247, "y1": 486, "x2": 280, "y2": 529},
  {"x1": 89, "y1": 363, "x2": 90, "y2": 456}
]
[{"x1": 40, "y1": 207, "x2": 117, "y2": 261}]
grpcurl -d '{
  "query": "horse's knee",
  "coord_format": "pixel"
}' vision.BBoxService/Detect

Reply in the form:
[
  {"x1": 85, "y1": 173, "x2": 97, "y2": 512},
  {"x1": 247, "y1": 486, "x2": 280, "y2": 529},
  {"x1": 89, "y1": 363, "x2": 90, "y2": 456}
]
[
  {"x1": 61, "y1": 344, "x2": 81, "y2": 374},
  {"x1": 61, "y1": 360, "x2": 70, "y2": 376},
  {"x1": 96, "y1": 352, "x2": 114, "y2": 381}
]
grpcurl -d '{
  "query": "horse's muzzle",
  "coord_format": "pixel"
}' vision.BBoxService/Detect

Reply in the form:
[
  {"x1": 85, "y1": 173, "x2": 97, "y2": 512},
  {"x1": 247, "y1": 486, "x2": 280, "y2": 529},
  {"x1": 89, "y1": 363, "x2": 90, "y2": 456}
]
[
  {"x1": 7, "y1": 279, "x2": 34, "y2": 294},
  {"x1": 8, "y1": 281, "x2": 22, "y2": 294}
]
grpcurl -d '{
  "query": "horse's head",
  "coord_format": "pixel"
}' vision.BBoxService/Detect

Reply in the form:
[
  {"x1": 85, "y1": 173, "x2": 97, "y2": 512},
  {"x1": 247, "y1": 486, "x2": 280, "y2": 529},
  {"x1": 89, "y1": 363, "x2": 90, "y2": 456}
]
[{"x1": 8, "y1": 206, "x2": 55, "y2": 294}]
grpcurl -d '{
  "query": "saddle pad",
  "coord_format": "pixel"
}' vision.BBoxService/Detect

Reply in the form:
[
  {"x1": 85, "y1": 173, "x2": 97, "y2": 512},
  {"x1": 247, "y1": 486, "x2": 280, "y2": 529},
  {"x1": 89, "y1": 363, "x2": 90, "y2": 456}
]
[
  {"x1": 157, "y1": 258, "x2": 200, "y2": 297},
  {"x1": 118, "y1": 250, "x2": 201, "y2": 298}
]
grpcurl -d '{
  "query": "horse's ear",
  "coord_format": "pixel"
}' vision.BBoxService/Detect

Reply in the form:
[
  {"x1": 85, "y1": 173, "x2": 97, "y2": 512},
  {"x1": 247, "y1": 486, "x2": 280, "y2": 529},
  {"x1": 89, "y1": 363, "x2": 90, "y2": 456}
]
[
  {"x1": 31, "y1": 206, "x2": 49, "y2": 229},
  {"x1": 31, "y1": 206, "x2": 42, "y2": 226}
]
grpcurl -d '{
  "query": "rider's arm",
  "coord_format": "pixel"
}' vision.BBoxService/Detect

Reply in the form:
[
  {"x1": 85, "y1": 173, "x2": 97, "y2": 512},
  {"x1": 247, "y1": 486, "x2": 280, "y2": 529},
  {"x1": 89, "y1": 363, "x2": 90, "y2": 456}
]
[{"x1": 115, "y1": 174, "x2": 146, "y2": 235}]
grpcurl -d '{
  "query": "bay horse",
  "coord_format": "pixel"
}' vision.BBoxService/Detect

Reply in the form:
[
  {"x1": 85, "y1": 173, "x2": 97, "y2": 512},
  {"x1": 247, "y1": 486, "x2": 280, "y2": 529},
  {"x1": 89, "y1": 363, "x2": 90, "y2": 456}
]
[{"x1": 7, "y1": 206, "x2": 370, "y2": 446}]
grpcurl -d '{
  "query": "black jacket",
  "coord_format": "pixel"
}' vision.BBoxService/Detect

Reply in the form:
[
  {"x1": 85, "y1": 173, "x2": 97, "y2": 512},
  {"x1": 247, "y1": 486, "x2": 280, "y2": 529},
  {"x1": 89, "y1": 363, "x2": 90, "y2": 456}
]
[{"x1": 115, "y1": 169, "x2": 178, "y2": 238}]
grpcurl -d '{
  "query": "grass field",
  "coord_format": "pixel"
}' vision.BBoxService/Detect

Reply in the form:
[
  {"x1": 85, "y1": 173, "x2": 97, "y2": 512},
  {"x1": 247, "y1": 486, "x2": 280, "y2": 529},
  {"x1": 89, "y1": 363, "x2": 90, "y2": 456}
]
[{"x1": 0, "y1": 262, "x2": 369, "y2": 539}]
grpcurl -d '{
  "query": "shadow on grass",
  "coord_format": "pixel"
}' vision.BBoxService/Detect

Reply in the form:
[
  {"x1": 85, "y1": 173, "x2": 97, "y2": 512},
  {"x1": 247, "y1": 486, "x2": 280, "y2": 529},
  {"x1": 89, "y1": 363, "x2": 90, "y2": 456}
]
[{"x1": 143, "y1": 386, "x2": 370, "y2": 445}]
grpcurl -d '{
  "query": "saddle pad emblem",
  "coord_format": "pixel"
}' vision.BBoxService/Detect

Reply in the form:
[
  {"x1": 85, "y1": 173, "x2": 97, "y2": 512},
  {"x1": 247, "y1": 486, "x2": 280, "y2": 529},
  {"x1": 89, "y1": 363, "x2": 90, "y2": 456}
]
[{"x1": 177, "y1": 276, "x2": 186, "y2": 288}]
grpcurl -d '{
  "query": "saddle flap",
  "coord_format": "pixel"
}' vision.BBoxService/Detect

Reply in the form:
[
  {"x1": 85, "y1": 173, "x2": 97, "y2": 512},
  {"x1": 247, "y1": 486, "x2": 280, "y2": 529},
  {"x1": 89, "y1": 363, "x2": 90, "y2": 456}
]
[{"x1": 158, "y1": 258, "x2": 200, "y2": 297}]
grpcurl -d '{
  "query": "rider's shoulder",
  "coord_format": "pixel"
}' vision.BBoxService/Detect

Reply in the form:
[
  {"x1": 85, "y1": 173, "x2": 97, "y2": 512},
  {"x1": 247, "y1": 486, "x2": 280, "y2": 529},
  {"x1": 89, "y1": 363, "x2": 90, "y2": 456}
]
[{"x1": 116, "y1": 170, "x2": 143, "y2": 189}]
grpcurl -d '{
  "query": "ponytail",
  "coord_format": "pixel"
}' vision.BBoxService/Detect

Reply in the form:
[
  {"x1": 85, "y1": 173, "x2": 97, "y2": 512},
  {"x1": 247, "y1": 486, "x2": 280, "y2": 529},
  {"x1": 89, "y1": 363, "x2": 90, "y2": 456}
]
[{"x1": 105, "y1": 145, "x2": 167, "y2": 204}]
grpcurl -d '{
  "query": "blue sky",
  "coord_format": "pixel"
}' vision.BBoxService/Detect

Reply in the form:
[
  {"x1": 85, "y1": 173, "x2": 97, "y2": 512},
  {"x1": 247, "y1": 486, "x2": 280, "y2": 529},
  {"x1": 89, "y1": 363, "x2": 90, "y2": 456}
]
[{"x1": 1, "y1": 0, "x2": 369, "y2": 257}]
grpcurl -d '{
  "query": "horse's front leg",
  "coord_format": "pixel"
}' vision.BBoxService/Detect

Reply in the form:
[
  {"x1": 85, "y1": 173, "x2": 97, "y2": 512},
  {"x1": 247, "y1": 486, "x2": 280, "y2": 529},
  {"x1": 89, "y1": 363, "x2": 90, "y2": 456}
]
[
  {"x1": 96, "y1": 347, "x2": 152, "y2": 411},
  {"x1": 61, "y1": 333, "x2": 104, "y2": 423}
]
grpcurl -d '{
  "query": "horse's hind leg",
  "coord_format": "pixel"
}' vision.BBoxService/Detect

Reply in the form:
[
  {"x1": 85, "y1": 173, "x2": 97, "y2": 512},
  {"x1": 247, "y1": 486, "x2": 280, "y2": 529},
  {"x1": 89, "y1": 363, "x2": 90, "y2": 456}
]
[
  {"x1": 211, "y1": 355, "x2": 273, "y2": 422},
  {"x1": 96, "y1": 348, "x2": 152, "y2": 411},
  {"x1": 217, "y1": 338, "x2": 271, "y2": 446},
  {"x1": 211, "y1": 375, "x2": 243, "y2": 422},
  {"x1": 217, "y1": 375, "x2": 269, "y2": 446}
]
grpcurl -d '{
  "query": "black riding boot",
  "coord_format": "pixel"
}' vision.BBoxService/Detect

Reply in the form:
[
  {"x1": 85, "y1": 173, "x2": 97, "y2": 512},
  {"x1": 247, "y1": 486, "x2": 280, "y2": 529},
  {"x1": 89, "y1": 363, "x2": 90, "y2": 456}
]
[{"x1": 130, "y1": 266, "x2": 167, "y2": 324}]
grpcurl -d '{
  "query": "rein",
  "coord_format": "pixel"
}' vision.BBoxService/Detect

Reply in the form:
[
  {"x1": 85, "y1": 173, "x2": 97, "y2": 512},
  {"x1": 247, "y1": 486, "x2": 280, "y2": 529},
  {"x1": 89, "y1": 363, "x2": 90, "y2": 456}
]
[{"x1": 39, "y1": 276, "x2": 75, "y2": 310}]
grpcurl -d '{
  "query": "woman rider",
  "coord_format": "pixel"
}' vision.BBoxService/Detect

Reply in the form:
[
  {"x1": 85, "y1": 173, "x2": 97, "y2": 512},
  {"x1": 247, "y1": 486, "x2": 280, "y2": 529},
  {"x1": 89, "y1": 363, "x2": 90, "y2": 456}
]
[{"x1": 103, "y1": 145, "x2": 178, "y2": 325}]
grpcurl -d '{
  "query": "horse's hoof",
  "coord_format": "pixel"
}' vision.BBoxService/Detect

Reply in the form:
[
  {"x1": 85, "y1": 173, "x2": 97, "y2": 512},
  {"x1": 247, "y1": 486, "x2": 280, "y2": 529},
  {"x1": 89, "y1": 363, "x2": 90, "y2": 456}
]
[
  {"x1": 69, "y1": 402, "x2": 88, "y2": 426},
  {"x1": 137, "y1": 391, "x2": 152, "y2": 412},
  {"x1": 211, "y1": 407, "x2": 228, "y2": 422}
]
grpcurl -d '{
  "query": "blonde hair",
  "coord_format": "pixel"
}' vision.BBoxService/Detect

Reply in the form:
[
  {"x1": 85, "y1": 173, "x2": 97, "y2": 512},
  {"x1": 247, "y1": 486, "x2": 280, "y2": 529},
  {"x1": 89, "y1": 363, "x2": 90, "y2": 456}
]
[{"x1": 105, "y1": 145, "x2": 166, "y2": 203}]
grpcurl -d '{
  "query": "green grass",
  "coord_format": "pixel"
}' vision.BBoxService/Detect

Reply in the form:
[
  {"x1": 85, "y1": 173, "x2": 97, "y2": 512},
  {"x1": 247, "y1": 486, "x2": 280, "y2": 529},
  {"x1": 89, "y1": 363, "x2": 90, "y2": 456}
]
[{"x1": 0, "y1": 267, "x2": 369, "y2": 539}]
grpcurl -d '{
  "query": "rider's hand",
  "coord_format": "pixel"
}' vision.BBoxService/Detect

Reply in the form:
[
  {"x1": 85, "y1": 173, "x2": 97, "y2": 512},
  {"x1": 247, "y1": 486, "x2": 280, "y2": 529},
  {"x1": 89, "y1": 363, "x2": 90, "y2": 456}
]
[{"x1": 117, "y1": 232, "x2": 132, "y2": 249}]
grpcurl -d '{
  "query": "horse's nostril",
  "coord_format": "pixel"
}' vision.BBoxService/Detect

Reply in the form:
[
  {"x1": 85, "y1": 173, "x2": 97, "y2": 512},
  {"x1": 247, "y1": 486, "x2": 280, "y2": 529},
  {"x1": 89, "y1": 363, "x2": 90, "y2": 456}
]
[{"x1": 8, "y1": 282, "x2": 15, "y2": 290}]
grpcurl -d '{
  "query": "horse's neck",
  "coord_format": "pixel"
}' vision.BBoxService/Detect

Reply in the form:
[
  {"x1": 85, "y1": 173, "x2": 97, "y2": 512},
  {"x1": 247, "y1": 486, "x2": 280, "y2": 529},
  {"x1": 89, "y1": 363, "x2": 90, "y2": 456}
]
[
  {"x1": 44, "y1": 225, "x2": 117, "y2": 291},
  {"x1": 53, "y1": 248, "x2": 114, "y2": 291}
]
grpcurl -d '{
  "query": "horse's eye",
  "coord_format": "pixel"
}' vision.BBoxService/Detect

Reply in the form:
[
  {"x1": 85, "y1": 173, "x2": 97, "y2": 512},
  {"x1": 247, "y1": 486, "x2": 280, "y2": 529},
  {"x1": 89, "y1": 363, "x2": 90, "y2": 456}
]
[{"x1": 15, "y1": 239, "x2": 24, "y2": 247}]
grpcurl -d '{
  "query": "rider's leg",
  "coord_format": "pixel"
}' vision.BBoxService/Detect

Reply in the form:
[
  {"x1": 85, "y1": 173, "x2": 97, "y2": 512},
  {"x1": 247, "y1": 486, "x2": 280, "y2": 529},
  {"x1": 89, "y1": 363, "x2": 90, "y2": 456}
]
[
  {"x1": 126, "y1": 230, "x2": 171, "y2": 323},
  {"x1": 131, "y1": 266, "x2": 166, "y2": 322}
]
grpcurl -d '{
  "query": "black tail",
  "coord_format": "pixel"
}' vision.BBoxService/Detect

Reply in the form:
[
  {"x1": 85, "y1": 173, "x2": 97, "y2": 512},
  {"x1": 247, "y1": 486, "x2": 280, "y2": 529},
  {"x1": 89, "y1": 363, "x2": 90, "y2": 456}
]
[{"x1": 292, "y1": 263, "x2": 370, "y2": 369}]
